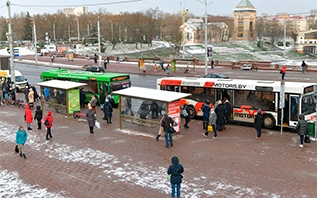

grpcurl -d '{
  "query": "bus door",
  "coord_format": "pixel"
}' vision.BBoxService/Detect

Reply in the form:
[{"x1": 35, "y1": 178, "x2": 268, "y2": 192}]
[{"x1": 289, "y1": 95, "x2": 299, "y2": 126}]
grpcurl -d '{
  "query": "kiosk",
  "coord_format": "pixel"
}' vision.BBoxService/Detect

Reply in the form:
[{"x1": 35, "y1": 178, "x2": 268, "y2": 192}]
[
  {"x1": 36, "y1": 80, "x2": 86, "y2": 117},
  {"x1": 113, "y1": 87, "x2": 191, "y2": 132}
]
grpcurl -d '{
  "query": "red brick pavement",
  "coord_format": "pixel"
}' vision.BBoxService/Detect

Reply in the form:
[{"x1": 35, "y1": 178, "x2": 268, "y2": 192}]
[{"x1": 1, "y1": 98, "x2": 317, "y2": 197}]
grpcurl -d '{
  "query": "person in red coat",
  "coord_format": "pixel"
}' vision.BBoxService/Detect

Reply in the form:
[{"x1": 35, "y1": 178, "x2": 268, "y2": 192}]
[
  {"x1": 24, "y1": 105, "x2": 33, "y2": 130},
  {"x1": 44, "y1": 111, "x2": 54, "y2": 140},
  {"x1": 281, "y1": 65, "x2": 286, "y2": 80}
]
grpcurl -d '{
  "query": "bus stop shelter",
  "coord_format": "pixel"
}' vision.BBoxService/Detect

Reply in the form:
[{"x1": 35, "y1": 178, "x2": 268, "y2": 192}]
[
  {"x1": 113, "y1": 87, "x2": 191, "y2": 132},
  {"x1": 36, "y1": 80, "x2": 86, "y2": 117}
]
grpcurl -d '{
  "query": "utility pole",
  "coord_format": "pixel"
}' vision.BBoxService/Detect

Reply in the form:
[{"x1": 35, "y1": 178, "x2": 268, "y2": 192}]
[
  {"x1": 68, "y1": 24, "x2": 71, "y2": 42},
  {"x1": 109, "y1": 20, "x2": 114, "y2": 41},
  {"x1": 179, "y1": 5, "x2": 189, "y2": 59},
  {"x1": 97, "y1": 15, "x2": 101, "y2": 67},
  {"x1": 282, "y1": 14, "x2": 289, "y2": 59},
  {"x1": 6, "y1": 0, "x2": 16, "y2": 92},
  {"x1": 53, "y1": 22, "x2": 56, "y2": 42},
  {"x1": 197, "y1": 0, "x2": 213, "y2": 75},
  {"x1": 33, "y1": 19, "x2": 38, "y2": 64},
  {"x1": 76, "y1": 18, "x2": 80, "y2": 42}
]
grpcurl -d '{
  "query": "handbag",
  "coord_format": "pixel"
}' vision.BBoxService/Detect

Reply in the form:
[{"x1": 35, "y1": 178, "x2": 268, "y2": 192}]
[
  {"x1": 167, "y1": 174, "x2": 171, "y2": 181},
  {"x1": 15, "y1": 145, "x2": 20, "y2": 153},
  {"x1": 95, "y1": 121, "x2": 100, "y2": 129},
  {"x1": 168, "y1": 127, "x2": 176, "y2": 133},
  {"x1": 304, "y1": 135, "x2": 311, "y2": 143},
  {"x1": 182, "y1": 109, "x2": 188, "y2": 117}
]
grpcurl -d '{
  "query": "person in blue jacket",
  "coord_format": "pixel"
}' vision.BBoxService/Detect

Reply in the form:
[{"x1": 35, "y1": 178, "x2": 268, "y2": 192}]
[
  {"x1": 167, "y1": 156, "x2": 184, "y2": 198},
  {"x1": 201, "y1": 99, "x2": 211, "y2": 130},
  {"x1": 16, "y1": 125, "x2": 28, "y2": 158}
]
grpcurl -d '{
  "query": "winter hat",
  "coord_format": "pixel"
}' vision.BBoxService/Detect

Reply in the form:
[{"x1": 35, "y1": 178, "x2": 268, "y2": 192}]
[
  {"x1": 258, "y1": 109, "x2": 261, "y2": 113},
  {"x1": 48, "y1": 111, "x2": 52, "y2": 115},
  {"x1": 163, "y1": 113, "x2": 168, "y2": 117},
  {"x1": 105, "y1": 99, "x2": 109, "y2": 102}
]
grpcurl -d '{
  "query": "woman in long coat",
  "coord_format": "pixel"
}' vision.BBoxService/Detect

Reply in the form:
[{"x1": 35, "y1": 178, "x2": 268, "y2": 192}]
[
  {"x1": 86, "y1": 103, "x2": 96, "y2": 134},
  {"x1": 24, "y1": 105, "x2": 33, "y2": 130},
  {"x1": 103, "y1": 99, "x2": 113, "y2": 124},
  {"x1": 215, "y1": 101, "x2": 226, "y2": 131},
  {"x1": 254, "y1": 109, "x2": 263, "y2": 139}
]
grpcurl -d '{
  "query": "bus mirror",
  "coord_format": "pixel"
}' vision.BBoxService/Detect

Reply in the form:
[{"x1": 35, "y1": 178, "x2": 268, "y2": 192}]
[{"x1": 313, "y1": 93, "x2": 317, "y2": 103}]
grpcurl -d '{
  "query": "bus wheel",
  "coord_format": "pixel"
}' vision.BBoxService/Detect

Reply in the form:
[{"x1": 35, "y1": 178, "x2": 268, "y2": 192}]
[
  {"x1": 187, "y1": 105, "x2": 196, "y2": 119},
  {"x1": 263, "y1": 114, "x2": 275, "y2": 129}
]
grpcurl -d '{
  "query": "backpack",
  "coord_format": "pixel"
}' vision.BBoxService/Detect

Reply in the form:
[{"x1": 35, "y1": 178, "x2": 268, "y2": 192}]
[
  {"x1": 109, "y1": 97, "x2": 115, "y2": 106},
  {"x1": 182, "y1": 108, "x2": 188, "y2": 117},
  {"x1": 44, "y1": 119, "x2": 49, "y2": 126}
]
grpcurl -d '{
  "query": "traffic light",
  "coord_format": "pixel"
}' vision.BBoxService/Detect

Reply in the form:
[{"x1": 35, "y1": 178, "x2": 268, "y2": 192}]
[{"x1": 207, "y1": 47, "x2": 212, "y2": 57}]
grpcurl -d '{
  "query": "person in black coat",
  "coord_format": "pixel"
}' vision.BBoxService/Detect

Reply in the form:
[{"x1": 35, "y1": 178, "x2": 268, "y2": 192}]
[
  {"x1": 80, "y1": 88, "x2": 86, "y2": 108},
  {"x1": 201, "y1": 100, "x2": 211, "y2": 130},
  {"x1": 99, "y1": 89, "x2": 105, "y2": 110},
  {"x1": 183, "y1": 103, "x2": 190, "y2": 129},
  {"x1": 224, "y1": 100, "x2": 231, "y2": 125},
  {"x1": 215, "y1": 100, "x2": 226, "y2": 131},
  {"x1": 294, "y1": 114, "x2": 308, "y2": 147},
  {"x1": 103, "y1": 99, "x2": 113, "y2": 124},
  {"x1": 34, "y1": 105, "x2": 43, "y2": 130},
  {"x1": 254, "y1": 109, "x2": 263, "y2": 139},
  {"x1": 161, "y1": 113, "x2": 174, "y2": 148},
  {"x1": 167, "y1": 156, "x2": 184, "y2": 198}
]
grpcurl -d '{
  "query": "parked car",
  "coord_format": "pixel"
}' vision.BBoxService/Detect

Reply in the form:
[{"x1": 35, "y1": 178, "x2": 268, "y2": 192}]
[
  {"x1": 203, "y1": 73, "x2": 229, "y2": 79},
  {"x1": 84, "y1": 65, "x2": 105, "y2": 73}
]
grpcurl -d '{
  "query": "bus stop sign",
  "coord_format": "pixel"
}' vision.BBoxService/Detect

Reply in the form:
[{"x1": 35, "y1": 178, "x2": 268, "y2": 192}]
[{"x1": 280, "y1": 81, "x2": 285, "y2": 108}]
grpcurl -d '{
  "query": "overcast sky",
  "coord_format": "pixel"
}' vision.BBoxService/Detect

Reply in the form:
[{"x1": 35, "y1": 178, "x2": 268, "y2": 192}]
[{"x1": 0, "y1": 0, "x2": 315, "y2": 17}]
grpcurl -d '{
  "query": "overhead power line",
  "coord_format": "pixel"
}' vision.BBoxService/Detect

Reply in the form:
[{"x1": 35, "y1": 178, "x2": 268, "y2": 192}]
[{"x1": 11, "y1": 0, "x2": 141, "y2": 8}]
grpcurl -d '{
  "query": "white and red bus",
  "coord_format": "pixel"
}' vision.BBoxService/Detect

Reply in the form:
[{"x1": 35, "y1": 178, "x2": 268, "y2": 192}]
[{"x1": 157, "y1": 77, "x2": 317, "y2": 128}]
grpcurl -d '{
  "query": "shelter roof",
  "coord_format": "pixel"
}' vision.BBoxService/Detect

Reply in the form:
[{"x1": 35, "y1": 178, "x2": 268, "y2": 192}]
[
  {"x1": 113, "y1": 87, "x2": 191, "y2": 103},
  {"x1": 36, "y1": 80, "x2": 86, "y2": 90}
]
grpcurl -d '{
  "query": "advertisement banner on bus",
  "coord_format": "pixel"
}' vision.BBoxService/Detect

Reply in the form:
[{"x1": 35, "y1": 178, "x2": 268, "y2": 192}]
[{"x1": 168, "y1": 101, "x2": 181, "y2": 133}]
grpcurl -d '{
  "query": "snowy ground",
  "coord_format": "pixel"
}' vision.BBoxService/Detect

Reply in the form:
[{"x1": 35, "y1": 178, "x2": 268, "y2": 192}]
[{"x1": 0, "y1": 41, "x2": 316, "y2": 67}]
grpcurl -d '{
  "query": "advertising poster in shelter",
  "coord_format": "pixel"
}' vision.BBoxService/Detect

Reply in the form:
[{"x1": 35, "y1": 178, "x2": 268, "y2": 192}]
[
  {"x1": 67, "y1": 89, "x2": 80, "y2": 114},
  {"x1": 171, "y1": 59, "x2": 176, "y2": 72},
  {"x1": 168, "y1": 100, "x2": 181, "y2": 132}
]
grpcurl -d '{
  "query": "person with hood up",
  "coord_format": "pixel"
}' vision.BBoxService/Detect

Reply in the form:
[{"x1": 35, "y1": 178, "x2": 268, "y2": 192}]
[
  {"x1": 301, "y1": 60, "x2": 307, "y2": 73},
  {"x1": 215, "y1": 100, "x2": 226, "y2": 131},
  {"x1": 103, "y1": 98, "x2": 113, "y2": 124},
  {"x1": 80, "y1": 88, "x2": 86, "y2": 108},
  {"x1": 44, "y1": 111, "x2": 54, "y2": 140},
  {"x1": 24, "y1": 105, "x2": 33, "y2": 130},
  {"x1": 167, "y1": 156, "x2": 184, "y2": 198},
  {"x1": 16, "y1": 125, "x2": 28, "y2": 158},
  {"x1": 294, "y1": 114, "x2": 308, "y2": 147},
  {"x1": 86, "y1": 103, "x2": 97, "y2": 134},
  {"x1": 254, "y1": 109, "x2": 263, "y2": 139},
  {"x1": 34, "y1": 105, "x2": 43, "y2": 130},
  {"x1": 203, "y1": 108, "x2": 217, "y2": 138},
  {"x1": 201, "y1": 100, "x2": 211, "y2": 130}
]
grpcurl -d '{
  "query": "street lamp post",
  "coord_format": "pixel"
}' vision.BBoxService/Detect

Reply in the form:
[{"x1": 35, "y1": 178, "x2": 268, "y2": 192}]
[
  {"x1": 6, "y1": 0, "x2": 15, "y2": 92},
  {"x1": 197, "y1": 0, "x2": 212, "y2": 75},
  {"x1": 33, "y1": 19, "x2": 38, "y2": 64},
  {"x1": 97, "y1": 15, "x2": 101, "y2": 67},
  {"x1": 76, "y1": 18, "x2": 80, "y2": 42}
]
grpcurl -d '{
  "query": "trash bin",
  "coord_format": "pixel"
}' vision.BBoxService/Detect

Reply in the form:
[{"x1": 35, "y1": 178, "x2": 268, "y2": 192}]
[{"x1": 307, "y1": 121, "x2": 315, "y2": 136}]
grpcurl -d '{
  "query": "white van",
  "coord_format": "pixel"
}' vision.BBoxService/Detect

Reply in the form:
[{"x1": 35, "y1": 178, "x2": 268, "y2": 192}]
[{"x1": 4, "y1": 70, "x2": 28, "y2": 92}]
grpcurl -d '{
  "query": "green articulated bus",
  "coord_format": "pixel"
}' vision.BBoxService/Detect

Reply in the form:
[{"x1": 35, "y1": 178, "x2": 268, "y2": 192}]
[{"x1": 41, "y1": 68, "x2": 131, "y2": 105}]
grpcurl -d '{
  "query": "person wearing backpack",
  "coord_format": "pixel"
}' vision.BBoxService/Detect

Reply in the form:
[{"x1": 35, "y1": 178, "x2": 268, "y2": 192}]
[
  {"x1": 34, "y1": 105, "x2": 43, "y2": 130},
  {"x1": 167, "y1": 156, "x2": 184, "y2": 198},
  {"x1": 44, "y1": 111, "x2": 54, "y2": 140},
  {"x1": 182, "y1": 102, "x2": 190, "y2": 129}
]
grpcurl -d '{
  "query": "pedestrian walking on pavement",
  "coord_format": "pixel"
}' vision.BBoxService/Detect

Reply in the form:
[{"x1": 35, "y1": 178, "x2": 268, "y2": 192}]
[
  {"x1": 160, "y1": 60, "x2": 165, "y2": 71},
  {"x1": 94, "y1": 54, "x2": 98, "y2": 63},
  {"x1": 86, "y1": 103, "x2": 97, "y2": 134},
  {"x1": 28, "y1": 88, "x2": 34, "y2": 109},
  {"x1": 16, "y1": 125, "x2": 28, "y2": 159},
  {"x1": 280, "y1": 65, "x2": 286, "y2": 80},
  {"x1": 99, "y1": 89, "x2": 105, "y2": 110},
  {"x1": 203, "y1": 108, "x2": 217, "y2": 138},
  {"x1": 121, "y1": 96, "x2": 127, "y2": 115},
  {"x1": 103, "y1": 99, "x2": 113, "y2": 124},
  {"x1": 254, "y1": 109, "x2": 263, "y2": 139},
  {"x1": 201, "y1": 100, "x2": 211, "y2": 130},
  {"x1": 125, "y1": 97, "x2": 134, "y2": 116},
  {"x1": 215, "y1": 100, "x2": 226, "y2": 131},
  {"x1": 167, "y1": 156, "x2": 184, "y2": 198},
  {"x1": 161, "y1": 113, "x2": 174, "y2": 148},
  {"x1": 24, "y1": 105, "x2": 33, "y2": 130},
  {"x1": 294, "y1": 114, "x2": 308, "y2": 148},
  {"x1": 24, "y1": 86, "x2": 29, "y2": 103},
  {"x1": 80, "y1": 88, "x2": 86, "y2": 109},
  {"x1": 182, "y1": 102, "x2": 190, "y2": 129},
  {"x1": 90, "y1": 95, "x2": 98, "y2": 115},
  {"x1": 34, "y1": 105, "x2": 43, "y2": 130},
  {"x1": 156, "y1": 115, "x2": 164, "y2": 141},
  {"x1": 301, "y1": 60, "x2": 307, "y2": 73},
  {"x1": 44, "y1": 111, "x2": 54, "y2": 140},
  {"x1": 211, "y1": 59, "x2": 214, "y2": 69}
]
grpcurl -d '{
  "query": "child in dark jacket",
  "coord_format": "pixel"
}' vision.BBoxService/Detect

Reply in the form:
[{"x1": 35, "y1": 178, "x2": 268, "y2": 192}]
[{"x1": 34, "y1": 105, "x2": 43, "y2": 130}]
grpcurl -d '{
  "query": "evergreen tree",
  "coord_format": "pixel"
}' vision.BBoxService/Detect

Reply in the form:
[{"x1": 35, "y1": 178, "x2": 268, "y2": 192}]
[{"x1": 22, "y1": 12, "x2": 33, "y2": 41}]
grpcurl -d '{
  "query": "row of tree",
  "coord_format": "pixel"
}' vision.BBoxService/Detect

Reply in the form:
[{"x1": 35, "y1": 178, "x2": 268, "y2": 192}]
[{"x1": 0, "y1": 8, "x2": 316, "y2": 49}]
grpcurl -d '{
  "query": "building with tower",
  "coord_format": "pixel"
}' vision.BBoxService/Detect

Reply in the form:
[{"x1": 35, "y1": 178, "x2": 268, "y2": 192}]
[{"x1": 232, "y1": 0, "x2": 256, "y2": 41}]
